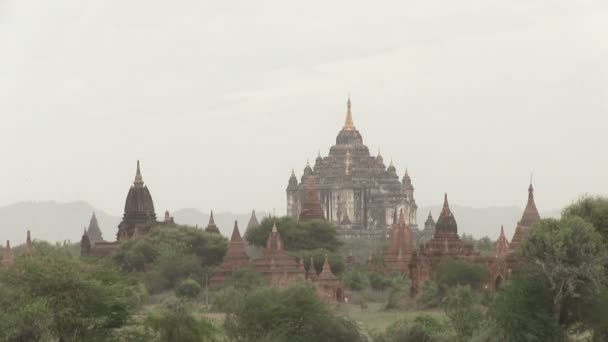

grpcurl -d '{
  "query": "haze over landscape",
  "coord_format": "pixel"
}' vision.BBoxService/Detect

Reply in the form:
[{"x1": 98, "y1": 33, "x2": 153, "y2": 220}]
[{"x1": 0, "y1": 0, "x2": 606, "y2": 238}]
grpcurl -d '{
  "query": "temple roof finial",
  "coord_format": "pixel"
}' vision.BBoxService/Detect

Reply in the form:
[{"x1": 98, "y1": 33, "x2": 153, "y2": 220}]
[
  {"x1": 442, "y1": 193, "x2": 450, "y2": 214},
  {"x1": 134, "y1": 160, "x2": 144, "y2": 187},
  {"x1": 343, "y1": 95, "x2": 355, "y2": 131}
]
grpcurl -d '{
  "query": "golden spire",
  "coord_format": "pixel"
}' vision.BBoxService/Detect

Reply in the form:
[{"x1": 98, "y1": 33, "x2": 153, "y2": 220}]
[{"x1": 343, "y1": 95, "x2": 355, "y2": 131}]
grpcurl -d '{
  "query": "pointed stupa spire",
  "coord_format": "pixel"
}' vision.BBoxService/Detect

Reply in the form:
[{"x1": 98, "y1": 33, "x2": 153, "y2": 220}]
[
  {"x1": 246, "y1": 210, "x2": 259, "y2": 232},
  {"x1": 441, "y1": 193, "x2": 450, "y2": 215},
  {"x1": 2, "y1": 240, "x2": 14, "y2": 266},
  {"x1": 495, "y1": 225, "x2": 510, "y2": 258},
  {"x1": 272, "y1": 221, "x2": 278, "y2": 233},
  {"x1": 230, "y1": 221, "x2": 242, "y2": 242},
  {"x1": 205, "y1": 210, "x2": 220, "y2": 234},
  {"x1": 520, "y1": 181, "x2": 541, "y2": 227},
  {"x1": 343, "y1": 95, "x2": 355, "y2": 130},
  {"x1": 133, "y1": 160, "x2": 144, "y2": 188},
  {"x1": 398, "y1": 208, "x2": 407, "y2": 226}
]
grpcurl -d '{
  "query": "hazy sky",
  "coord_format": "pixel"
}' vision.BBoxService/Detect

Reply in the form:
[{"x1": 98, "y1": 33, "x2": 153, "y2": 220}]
[{"x1": 0, "y1": 0, "x2": 606, "y2": 216}]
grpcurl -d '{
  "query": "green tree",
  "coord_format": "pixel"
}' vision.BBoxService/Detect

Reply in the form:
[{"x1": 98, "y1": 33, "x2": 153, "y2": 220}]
[
  {"x1": 434, "y1": 259, "x2": 487, "y2": 292},
  {"x1": 146, "y1": 299, "x2": 220, "y2": 342},
  {"x1": 245, "y1": 216, "x2": 342, "y2": 252},
  {"x1": 563, "y1": 196, "x2": 608, "y2": 244},
  {"x1": 0, "y1": 243, "x2": 136, "y2": 341},
  {"x1": 442, "y1": 285, "x2": 483, "y2": 342},
  {"x1": 223, "y1": 284, "x2": 363, "y2": 342},
  {"x1": 521, "y1": 217, "x2": 608, "y2": 323},
  {"x1": 488, "y1": 272, "x2": 563, "y2": 342},
  {"x1": 375, "y1": 314, "x2": 452, "y2": 342},
  {"x1": 175, "y1": 278, "x2": 202, "y2": 299}
]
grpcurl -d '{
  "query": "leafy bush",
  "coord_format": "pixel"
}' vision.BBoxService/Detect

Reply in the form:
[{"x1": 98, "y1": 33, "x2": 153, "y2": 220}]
[
  {"x1": 175, "y1": 279, "x2": 202, "y2": 299},
  {"x1": 434, "y1": 259, "x2": 487, "y2": 292},
  {"x1": 442, "y1": 285, "x2": 483, "y2": 342},
  {"x1": 146, "y1": 299, "x2": 220, "y2": 342},
  {"x1": 0, "y1": 243, "x2": 136, "y2": 341},
  {"x1": 223, "y1": 284, "x2": 364, "y2": 342},
  {"x1": 375, "y1": 314, "x2": 452, "y2": 342}
]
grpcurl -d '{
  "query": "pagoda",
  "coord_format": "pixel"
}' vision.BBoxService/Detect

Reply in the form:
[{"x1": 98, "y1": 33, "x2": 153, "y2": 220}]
[
  {"x1": 86, "y1": 212, "x2": 104, "y2": 243},
  {"x1": 205, "y1": 211, "x2": 221, "y2": 234},
  {"x1": 313, "y1": 255, "x2": 345, "y2": 302},
  {"x1": 117, "y1": 161, "x2": 157, "y2": 240},
  {"x1": 509, "y1": 183, "x2": 541, "y2": 252},
  {"x1": 409, "y1": 194, "x2": 477, "y2": 294},
  {"x1": 299, "y1": 176, "x2": 325, "y2": 221},
  {"x1": 383, "y1": 209, "x2": 414, "y2": 274},
  {"x1": 495, "y1": 226, "x2": 510, "y2": 258},
  {"x1": 252, "y1": 222, "x2": 304, "y2": 286},
  {"x1": 210, "y1": 221, "x2": 251, "y2": 287},
  {"x1": 2, "y1": 240, "x2": 14, "y2": 267},
  {"x1": 286, "y1": 96, "x2": 418, "y2": 230}
]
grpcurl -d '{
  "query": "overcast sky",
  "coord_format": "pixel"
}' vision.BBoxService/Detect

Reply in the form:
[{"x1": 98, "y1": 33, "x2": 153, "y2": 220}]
[{"x1": 0, "y1": 0, "x2": 606, "y2": 216}]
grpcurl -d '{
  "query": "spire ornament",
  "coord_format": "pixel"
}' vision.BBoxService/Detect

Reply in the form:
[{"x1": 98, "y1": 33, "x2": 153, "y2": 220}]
[{"x1": 343, "y1": 95, "x2": 355, "y2": 131}]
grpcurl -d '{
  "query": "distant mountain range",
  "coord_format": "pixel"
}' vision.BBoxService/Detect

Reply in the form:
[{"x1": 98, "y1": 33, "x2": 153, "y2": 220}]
[{"x1": 0, "y1": 201, "x2": 559, "y2": 246}]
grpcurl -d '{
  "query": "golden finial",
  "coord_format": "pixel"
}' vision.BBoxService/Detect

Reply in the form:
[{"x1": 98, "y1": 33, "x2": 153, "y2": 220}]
[{"x1": 343, "y1": 94, "x2": 355, "y2": 131}]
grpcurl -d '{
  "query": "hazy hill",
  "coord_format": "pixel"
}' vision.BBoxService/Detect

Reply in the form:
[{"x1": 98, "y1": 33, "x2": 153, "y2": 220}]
[{"x1": 0, "y1": 201, "x2": 559, "y2": 245}]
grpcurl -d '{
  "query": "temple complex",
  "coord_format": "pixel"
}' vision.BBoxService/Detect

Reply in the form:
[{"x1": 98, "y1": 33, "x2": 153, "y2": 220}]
[
  {"x1": 86, "y1": 212, "x2": 104, "y2": 243},
  {"x1": 252, "y1": 222, "x2": 304, "y2": 286},
  {"x1": 383, "y1": 209, "x2": 414, "y2": 274},
  {"x1": 117, "y1": 161, "x2": 157, "y2": 240},
  {"x1": 286, "y1": 97, "x2": 418, "y2": 231},
  {"x1": 205, "y1": 211, "x2": 221, "y2": 234},
  {"x1": 209, "y1": 221, "x2": 251, "y2": 287},
  {"x1": 409, "y1": 194, "x2": 477, "y2": 294}
]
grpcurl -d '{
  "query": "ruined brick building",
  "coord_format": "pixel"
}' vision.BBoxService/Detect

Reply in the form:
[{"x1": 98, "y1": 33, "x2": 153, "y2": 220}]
[{"x1": 286, "y1": 97, "x2": 418, "y2": 231}]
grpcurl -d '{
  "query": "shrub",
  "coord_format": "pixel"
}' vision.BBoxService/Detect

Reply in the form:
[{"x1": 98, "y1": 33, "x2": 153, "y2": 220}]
[{"x1": 175, "y1": 279, "x2": 202, "y2": 299}]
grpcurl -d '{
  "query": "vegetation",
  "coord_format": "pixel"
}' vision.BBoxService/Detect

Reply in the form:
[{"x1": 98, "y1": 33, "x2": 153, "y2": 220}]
[
  {"x1": 245, "y1": 216, "x2": 342, "y2": 252},
  {"x1": 374, "y1": 314, "x2": 452, "y2": 342},
  {"x1": 0, "y1": 242, "x2": 137, "y2": 342},
  {"x1": 222, "y1": 284, "x2": 364, "y2": 342},
  {"x1": 112, "y1": 225, "x2": 227, "y2": 293}
]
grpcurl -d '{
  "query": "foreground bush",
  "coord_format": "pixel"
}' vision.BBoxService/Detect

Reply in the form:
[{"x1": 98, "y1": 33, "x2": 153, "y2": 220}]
[
  {"x1": 375, "y1": 314, "x2": 453, "y2": 342},
  {"x1": 223, "y1": 284, "x2": 364, "y2": 342},
  {"x1": 0, "y1": 243, "x2": 137, "y2": 341}
]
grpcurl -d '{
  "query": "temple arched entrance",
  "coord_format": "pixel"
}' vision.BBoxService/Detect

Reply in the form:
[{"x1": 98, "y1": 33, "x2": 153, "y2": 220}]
[{"x1": 336, "y1": 288, "x2": 344, "y2": 302}]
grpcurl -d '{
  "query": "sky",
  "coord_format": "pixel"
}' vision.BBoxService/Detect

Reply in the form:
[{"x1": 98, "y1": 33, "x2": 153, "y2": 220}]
[{"x1": 0, "y1": 0, "x2": 606, "y2": 216}]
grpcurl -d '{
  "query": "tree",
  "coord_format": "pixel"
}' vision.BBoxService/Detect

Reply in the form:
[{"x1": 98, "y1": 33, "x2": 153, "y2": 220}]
[
  {"x1": 434, "y1": 259, "x2": 487, "y2": 292},
  {"x1": 146, "y1": 299, "x2": 220, "y2": 342},
  {"x1": 245, "y1": 216, "x2": 342, "y2": 252},
  {"x1": 0, "y1": 242, "x2": 136, "y2": 341},
  {"x1": 223, "y1": 284, "x2": 363, "y2": 342},
  {"x1": 488, "y1": 272, "x2": 563, "y2": 342},
  {"x1": 442, "y1": 285, "x2": 483, "y2": 342},
  {"x1": 563, "y1": 196, "x2": 608, "y2": 244},
  {"x1": 175, "y1": 279, "x2": 202, "y2": 299},
  {"x1": 520, "y1": 217, "x2": 608, "y2": 323},
  {"x1": 375, "y1": 314, "x2": 452, "y2": 342}
]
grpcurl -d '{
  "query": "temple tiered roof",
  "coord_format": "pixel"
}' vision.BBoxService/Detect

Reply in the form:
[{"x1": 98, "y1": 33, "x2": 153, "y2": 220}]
[
  {"x1": 87, "y1": 212, "x2": 104, "y2": 243},
  {"x1": 510, "y1": 184, "x2": 541, "y2": 252},
  {"x1": 210, "y1": 221, "x2": 251, "y2": 287},
  {"x1": 252, "y1": 222, "x2": 304, "y2": 286},
  {"x1": 299, "y1": 176, "x2": 325, "y2": 221},
  {"x1": 205, "y1": 211, "x2": 221, "y2": 234},
  {"x1": 384, "y1": 209, "x2": 414, "y2": 274},
  {"x1": 495, "y1": 225, "x2": 509, "y2": 258},
  {"x1": 117, "y1": 161, "x2": 157, "y2": 240}
]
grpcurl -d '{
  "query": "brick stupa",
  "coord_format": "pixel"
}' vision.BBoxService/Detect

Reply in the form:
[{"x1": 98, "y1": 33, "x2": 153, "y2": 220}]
[
  {"x1": 509, "y1": 184, "x2": 541, "y2": 252},
  {"x1": 495, "y1": 225, "x2": 510, "y2": 258},
  {"x1": 209, "y1": 221, "x2": 251, "y2": 287},
  {"x1": 383, "y1": 209, "x2": 414, "y2": 274},
  {"x1": 252, "y1": 222, "x2": 304, "y2": 286},
  {"x1": 205, "y1": 211, "x2": 221, "y2": 234},
  {"x1": 314, "y1": 254, "x2": 345, "y2": 302},
  {"x1": 298, "y1": 176, "x2": 325, "y2": 221},
  {"x1": 2, "y1": 240, "x2": 14, "y2": 267}
]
